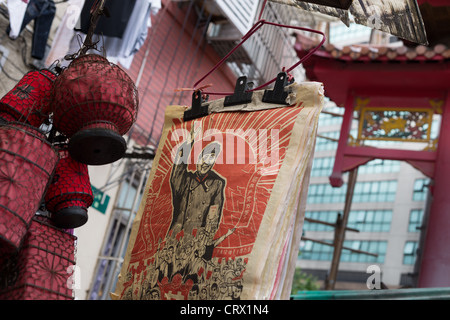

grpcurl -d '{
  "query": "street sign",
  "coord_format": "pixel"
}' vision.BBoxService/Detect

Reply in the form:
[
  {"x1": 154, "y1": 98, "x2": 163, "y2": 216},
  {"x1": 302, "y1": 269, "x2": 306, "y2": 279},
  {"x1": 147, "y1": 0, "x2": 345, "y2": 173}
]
[{"x1": 91, "y1": 185, "x2": 110, "y2": 214}]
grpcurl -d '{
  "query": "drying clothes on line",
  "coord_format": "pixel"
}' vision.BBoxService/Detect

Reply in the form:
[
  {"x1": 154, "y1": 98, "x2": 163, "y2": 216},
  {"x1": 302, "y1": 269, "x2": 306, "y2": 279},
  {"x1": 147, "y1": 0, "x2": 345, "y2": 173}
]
[
  {"x1": 99, "y1": 0, "x2": 160, "y2": 68},
  {"x1": 78, "y1": 0, "x2": 137, "y2": 39},
  {"x1": 45, "y1": 0, "x2": 160, "y2": 69},
  {"x1": 6, "y1": 0, "x2": 29, "y2": 39},
  {"x1": 44, "y1": 0, "x2": 84, "y2": 68},
  {"x1": 7, "y1": 0, "x2": 56, "y2": 60},
  {"x1": 73, "y1": 0, "x2": 161, "y2": 69}
]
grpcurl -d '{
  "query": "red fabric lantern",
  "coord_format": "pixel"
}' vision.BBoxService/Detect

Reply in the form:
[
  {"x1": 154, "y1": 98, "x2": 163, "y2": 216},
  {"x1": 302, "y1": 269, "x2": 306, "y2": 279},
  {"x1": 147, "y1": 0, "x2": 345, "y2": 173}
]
[
  {"x1": 45, "y1": 149, "x2": 93, "y2": 229},
  {"x1": 0, "y1": 112, "x2": 16, "y2": 123},
  {"x1": 0, "y1": 216, "x2": 76, "y2": 300},
  {"x1": 0, "y1": 69, "x2": 56, "y2": 127},
  {"x1": 0, "y1": 123, "x2": 59, "y2": 253},
  {"x1": 51, "y1": 54, "x2": 139, "y2": 165}
]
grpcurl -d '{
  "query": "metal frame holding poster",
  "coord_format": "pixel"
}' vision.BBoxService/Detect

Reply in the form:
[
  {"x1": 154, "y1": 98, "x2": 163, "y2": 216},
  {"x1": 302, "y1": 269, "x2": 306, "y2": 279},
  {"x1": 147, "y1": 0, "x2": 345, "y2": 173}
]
[{"x1": 112, "y1": 81, "x2": 324, "y2": 300}]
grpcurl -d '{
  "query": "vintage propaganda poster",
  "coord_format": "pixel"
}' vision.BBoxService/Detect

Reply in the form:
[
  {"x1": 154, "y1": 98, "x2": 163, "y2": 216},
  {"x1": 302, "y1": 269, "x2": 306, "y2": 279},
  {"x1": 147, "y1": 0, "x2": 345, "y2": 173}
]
[{"x1": 112, "y1": 81, "x2": 324, "y2": 300}]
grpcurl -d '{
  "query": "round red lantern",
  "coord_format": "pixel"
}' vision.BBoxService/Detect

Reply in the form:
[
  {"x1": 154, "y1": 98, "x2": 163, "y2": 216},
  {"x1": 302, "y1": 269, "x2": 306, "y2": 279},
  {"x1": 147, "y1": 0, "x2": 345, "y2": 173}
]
[
  {"x1": 45, "y1": 149, "x2": 93, "y2": 229},
  {"x1": 0, "y1": 112, "x2": 16, "y2": 123},
  {"x1": 0, "y1": 69, "x2": 56, "y2": 127},
  {"x1": 51, "y1": 54, "x2": 139, "y2": 165},
  {"x1": 0, "y1": 122, "x2": 59, "y2": 253},
  {"x1": 0, "y1": 216, "x2": 77, "y2": 300}
]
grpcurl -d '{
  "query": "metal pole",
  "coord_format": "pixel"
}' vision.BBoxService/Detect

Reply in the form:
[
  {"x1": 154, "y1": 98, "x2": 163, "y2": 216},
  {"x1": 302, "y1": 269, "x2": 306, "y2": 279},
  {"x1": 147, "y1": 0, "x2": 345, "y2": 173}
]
[{"x1": 325, "y1": 167, "x2": 358, "y2": 290}]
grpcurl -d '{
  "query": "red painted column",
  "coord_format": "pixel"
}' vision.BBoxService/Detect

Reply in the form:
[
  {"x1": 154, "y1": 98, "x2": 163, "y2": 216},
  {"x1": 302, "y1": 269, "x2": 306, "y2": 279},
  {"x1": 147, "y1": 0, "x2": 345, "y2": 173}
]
[
  {"x1": 418, "y1": 94, "x2": 450, "y2": 287},
  {"x1": 329, "y1": 90, "x2": 355, "y2": 188}
]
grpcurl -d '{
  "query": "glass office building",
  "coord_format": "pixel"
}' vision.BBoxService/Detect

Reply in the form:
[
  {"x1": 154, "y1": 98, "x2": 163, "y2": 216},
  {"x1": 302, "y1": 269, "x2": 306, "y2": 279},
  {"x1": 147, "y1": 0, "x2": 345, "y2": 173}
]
[{"x1": 296, "y1": 102, "x2": 431, "y2": 289}]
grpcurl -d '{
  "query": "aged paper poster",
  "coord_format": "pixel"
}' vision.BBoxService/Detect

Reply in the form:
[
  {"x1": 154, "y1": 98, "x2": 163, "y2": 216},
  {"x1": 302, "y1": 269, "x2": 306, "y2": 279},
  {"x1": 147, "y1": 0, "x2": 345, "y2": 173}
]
[{"x1": 112, "y1": 81, "x2": 323, "y2": 300}]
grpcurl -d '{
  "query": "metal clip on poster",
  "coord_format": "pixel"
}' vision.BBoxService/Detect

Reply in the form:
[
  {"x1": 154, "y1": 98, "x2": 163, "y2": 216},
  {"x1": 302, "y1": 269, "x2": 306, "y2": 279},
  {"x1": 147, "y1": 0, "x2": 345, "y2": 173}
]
[
  {"x1": 262, "y1": 71, "x2": 293, "y2": 105},
  {"x1": 224, "y1": 76, "x2": 254, "y2": 107},
  {"x1": 183, "y1": 18, "x2": 326, "y2": 121},
  {"x1": 183, "y1": 91, "x2": 209, "y2": 121}
]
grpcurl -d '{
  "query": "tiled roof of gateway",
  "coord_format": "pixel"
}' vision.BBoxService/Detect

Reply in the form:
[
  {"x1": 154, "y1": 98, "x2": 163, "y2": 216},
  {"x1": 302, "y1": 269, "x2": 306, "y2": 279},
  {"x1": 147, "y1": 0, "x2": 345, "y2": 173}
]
[
  {"x1": 294, "y1": 36, "x2": 450, "y2": 63},
  {"x1": 293, "y1": 33, "x2": 450, "y2": 107}
]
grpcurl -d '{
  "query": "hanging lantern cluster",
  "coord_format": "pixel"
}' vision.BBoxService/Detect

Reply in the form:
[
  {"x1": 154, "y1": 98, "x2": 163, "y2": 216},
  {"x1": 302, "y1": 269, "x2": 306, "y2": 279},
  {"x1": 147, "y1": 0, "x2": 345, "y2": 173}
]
[
  {"x1": 0, "y1": 0, "x2": 139, "y2": 299},
  {"x1": 0, "y1": 64, "x2": 99, "y2": 242}
]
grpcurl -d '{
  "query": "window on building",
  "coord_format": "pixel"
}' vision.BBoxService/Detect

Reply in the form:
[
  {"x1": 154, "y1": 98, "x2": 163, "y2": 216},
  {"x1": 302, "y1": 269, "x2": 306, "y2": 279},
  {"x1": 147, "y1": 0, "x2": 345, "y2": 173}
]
[
  {"x1": 299, "y1": 239, "x2": 334, "y2": 261},
  {"x1": 413, "y1": 179, "x2": 430, "y2": 201},
  {"x1": 358, "y1": 159, "x2": 401, "y2": 174},
  {"x1": 408, "y1": 209, "x2": 424, "y2": 232},
  {"x1": 308, "y1": 180, "x2": 397, "y2": 204},
  {"x1": 340, "y1": 240, "x2": 387, "y2": 264},
  {"x1": 403, "y1": 241, "x2": 419, "y2": 265},
  {"x1": 304, "y1": 210, "x2": 392, "y2": 233},
  {"x1": 315, "y1": 131, "x2": 340, "y2": 151},
  {"x1": 310, "y1": 157, "x2": 334, "y2": 177},
  {"x1": 318, "y1": 105, "x2": 344, "y2": 126},
  {"x1": 352, "y1": 180, "x2": 397, "y2": 203},
  {"x1": 307, "y1": 183, "x2": 348, "y2": 204},
  {"x1": 310, "y1": 158, "x2": 401, "y2": 178},
  {"x1": 304, "y1": 211, "x2": 340, "y2": 231},
  {"x1": 299, "y1": 240, "x2": 386, "y2": 264},
  {"x1": 347, "y1": 210, "x2": 392, "y2": 232}
]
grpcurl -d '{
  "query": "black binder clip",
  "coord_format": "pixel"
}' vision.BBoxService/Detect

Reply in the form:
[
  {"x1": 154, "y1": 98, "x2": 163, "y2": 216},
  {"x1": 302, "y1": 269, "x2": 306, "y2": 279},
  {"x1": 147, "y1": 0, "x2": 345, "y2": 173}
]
[
  {"x1": 184, "y1": 90, "x2": 209, "y2": 121},
  {"x1": 224, "y1": 76, "x2": 253, "y2": 107},
  {"x1": 262, "y1": 72, "x2": 293, "y2": 105}
]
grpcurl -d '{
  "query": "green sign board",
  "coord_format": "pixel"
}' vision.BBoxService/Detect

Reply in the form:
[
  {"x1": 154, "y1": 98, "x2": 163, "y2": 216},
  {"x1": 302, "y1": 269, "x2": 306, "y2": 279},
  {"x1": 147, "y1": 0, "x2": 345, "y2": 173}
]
[{"x1": 91, "y1": 185, "x2": 110, "y2": 214}]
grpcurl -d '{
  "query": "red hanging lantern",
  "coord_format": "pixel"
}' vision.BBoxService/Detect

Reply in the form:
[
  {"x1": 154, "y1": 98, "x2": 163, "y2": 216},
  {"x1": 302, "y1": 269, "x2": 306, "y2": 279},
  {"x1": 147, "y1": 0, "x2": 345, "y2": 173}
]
[
  {"x1": 0, "y1": 112, "x2": 16, "y2": 123},
  {"x1": 0, "y1": 123, "x2": 59, "y2": 253},
  {"x1": 0, "y1": 216, "x2": 76, "y2": 300},
  {"x1": 0, "y1": 69, "x2": 56, "y2": 127},
  {"x1": 45, "y1": 149, "x2": 93, "y2": 229},
  {"x1": 51, "y1": 54, "x2": 139, "y2": 165}
]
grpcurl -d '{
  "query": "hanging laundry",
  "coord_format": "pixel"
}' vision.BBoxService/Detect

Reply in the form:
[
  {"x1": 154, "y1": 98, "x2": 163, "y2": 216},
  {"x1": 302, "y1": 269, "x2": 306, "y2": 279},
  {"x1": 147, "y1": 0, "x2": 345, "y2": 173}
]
[
  {"x1": 74, "y1": 0, "x2": 160, "y2": 69},
  {"x1": 53, "y1": 0, "x2": 161, "y2": 69},
  {"x1": 99, "y1": 0, "x2": 161, "y2": 68},
  {"x1": 78, "y1": 0, "x2": 137, "y2": 39},
  {"x1": 44, "y1": 0, "x2": 85, "y2": 67},
  {"x1": 6, "y1": 0, "x2": 30, "y2": 39},
  {"x1": 8, "y1": 0, "x2": 56, "y2": 60}
]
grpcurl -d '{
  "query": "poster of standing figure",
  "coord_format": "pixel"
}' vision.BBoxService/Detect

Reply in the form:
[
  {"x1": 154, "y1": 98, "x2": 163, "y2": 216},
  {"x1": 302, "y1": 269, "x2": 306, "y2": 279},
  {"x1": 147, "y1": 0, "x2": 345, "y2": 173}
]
[{"x1": 112, "y1": 81, "x2": 324, "y2": 300}]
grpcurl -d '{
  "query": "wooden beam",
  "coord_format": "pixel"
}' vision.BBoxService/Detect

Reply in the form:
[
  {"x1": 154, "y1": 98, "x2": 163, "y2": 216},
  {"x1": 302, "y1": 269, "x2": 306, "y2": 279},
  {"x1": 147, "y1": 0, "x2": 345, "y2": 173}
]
[
  {"x1": 304, "y1": 217, "x2": 360, "y2": 233},
  {"x1": 301, "y1": 236, "x2": 378, "y2": 257},
  {"x1": 326, "y1": 168, "x2": 358, "y2": 290}
]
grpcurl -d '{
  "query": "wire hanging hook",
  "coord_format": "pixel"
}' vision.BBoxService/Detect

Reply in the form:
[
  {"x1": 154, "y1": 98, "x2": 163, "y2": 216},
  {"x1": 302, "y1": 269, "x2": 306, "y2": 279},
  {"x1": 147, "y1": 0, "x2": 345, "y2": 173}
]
[
  {"x1": 193, "y1": 19, "x2": 326, "y2": 96},
  {"x1": 78, "y1": 0, "x2": 108, "y2": 56}
]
